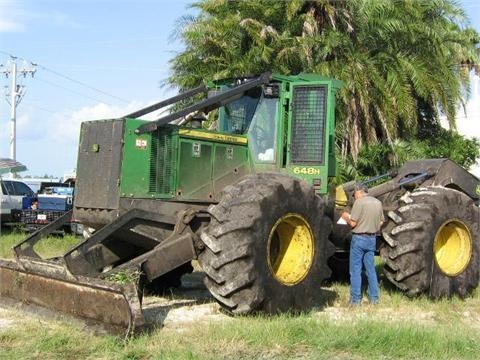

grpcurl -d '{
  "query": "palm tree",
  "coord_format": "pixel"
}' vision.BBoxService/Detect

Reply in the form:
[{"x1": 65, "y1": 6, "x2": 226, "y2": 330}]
[{"x1": 167, "y1": 0, "x2": 479, "y2": 163}]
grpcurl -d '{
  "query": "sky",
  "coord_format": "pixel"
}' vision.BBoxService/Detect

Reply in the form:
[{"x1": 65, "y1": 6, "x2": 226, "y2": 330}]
[{"x1": 0, "y1": 0, "x2": 479, "y2": 179}]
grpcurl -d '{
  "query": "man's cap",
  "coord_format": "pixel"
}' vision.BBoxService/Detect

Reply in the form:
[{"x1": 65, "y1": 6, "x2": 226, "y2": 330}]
[{"x1": 353, "y1": 182, "x2": 368, "y2": 193}]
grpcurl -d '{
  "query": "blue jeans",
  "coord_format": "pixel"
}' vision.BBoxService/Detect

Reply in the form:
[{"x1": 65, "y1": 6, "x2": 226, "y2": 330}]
[{"x1": 349, "y1": 234, "x2": 379, "y2": 304}]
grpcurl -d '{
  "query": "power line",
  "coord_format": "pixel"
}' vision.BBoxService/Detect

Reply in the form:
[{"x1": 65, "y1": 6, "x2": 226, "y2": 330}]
[
  {"x1": 35, "y1": 76, "x2": 116, "y2": 105},
  {"x1": 0, "y1": 51, "x2": 129, "y2": 104},
  {"x1": 38, "y1": 64, "x2": 129, "y2": 104}
]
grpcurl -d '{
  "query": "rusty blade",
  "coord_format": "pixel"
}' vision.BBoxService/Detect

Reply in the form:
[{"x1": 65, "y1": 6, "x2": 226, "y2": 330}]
[{"x1": 0, "y1": 258, "x2": 146, "y2": 337}]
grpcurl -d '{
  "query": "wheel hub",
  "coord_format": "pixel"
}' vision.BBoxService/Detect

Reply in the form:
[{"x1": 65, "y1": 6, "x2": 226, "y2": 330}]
[
  {"x1": 434, "y1": 219, "x2": 472, "y2": 276},
  {"x1": 267, "y1": 213, "x2": 314, "y2": 286}
]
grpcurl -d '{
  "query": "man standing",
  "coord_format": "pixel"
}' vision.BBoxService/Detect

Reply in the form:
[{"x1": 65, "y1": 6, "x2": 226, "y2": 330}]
[{"x1": 341, "y1": 183, "x2": 384, "y2": 305}]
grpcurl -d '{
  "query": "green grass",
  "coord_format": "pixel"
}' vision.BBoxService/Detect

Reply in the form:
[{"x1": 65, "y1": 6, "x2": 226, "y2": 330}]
[
  {"x1": 0, "y1": 229, "x2": 24, "y2": 258},
  {"x1": 1, "y1": 231, "x2": 479, "y2": 359},
  {"x1": 1, "y1": 305, "x2": 479, "y2": 360},
  {"x1": 0, "y1": 228, "x2": 79, "y2": 259}
]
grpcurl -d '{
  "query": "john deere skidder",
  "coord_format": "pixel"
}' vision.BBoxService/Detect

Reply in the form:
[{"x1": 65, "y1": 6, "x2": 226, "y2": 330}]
[{"x1": 1, "y1": 72, "x2": 479, "y2": 336}]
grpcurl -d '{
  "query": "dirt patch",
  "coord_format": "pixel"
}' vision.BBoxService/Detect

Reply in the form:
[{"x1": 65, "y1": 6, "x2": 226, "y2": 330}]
[
  {"x1": 142, "y1": 272, "x2": 229, "y2": 331},
  {"x1": 319, "y1": 304, "x2": 436, "y2": 326},
  {"x1": 0, "y1": 311, "x2": 15, "y2": 330},
  {"x1": 0, "y1": 297, "x2": 90, "y2": 332},
  {"x1": 1, "y1": 271, "x2": 479, "y2": 335},
  {"x1": 0, "y1": 301, "x2": 36, "y2": 331}
]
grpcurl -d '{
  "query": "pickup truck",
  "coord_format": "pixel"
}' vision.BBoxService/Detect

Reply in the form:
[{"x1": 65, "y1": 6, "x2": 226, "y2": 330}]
[
  {"x1": 0, "y1": 179, "x2": 35, "y2": 224},
  {"x1": 10, "y1": 181, "x2": 83, "y2": 235}
]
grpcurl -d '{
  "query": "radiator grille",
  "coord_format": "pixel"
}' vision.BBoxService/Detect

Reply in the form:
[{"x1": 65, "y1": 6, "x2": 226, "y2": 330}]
[
  {"x1": 149, "y1": 127, "x2": 175, "y2": 195},
  {"x1": 290, "y1": 86, "x2": 327, "y2": 164}
]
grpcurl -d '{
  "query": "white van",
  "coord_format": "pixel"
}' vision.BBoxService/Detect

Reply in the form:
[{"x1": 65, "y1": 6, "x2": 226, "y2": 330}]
[{"x1": 0, "y1": 179, "x2": 35, "y2": 223}]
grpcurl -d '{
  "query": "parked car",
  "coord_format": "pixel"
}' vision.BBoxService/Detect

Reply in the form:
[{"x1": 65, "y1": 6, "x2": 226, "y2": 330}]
[{"x1": 0, "y1": 179, "x2": 35, "y2": 224}]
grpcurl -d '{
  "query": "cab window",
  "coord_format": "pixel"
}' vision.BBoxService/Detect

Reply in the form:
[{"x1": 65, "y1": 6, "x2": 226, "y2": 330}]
[
  {"x1": 248, "y1": 96, "x2": 279, "y2": 163},
  {"x1": 218, "y1": 87, "x2": 261, "y2": 134}
]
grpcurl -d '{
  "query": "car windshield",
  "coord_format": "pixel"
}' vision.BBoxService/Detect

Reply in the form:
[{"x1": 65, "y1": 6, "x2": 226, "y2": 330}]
[{"x1": 1, "y1": 180, "x2": 34, "y2": 196}]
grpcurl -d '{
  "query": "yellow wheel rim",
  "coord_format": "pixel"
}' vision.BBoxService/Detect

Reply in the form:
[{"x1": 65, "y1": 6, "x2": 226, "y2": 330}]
[
  {"x1": 267, "y1": 213, "x2": 314, "y2": 286},
  {"x1": 433, "y1": 219, "x2": 472, "y2": 276}
]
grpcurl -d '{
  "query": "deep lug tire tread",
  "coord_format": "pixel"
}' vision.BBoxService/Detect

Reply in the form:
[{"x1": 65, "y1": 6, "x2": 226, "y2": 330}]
[
  {"x1": 199, "y1": 173, "x2": 334, "y2": 314},
  {"x1": 381, "y1": 186, "x2": 480, "y2": 298}
]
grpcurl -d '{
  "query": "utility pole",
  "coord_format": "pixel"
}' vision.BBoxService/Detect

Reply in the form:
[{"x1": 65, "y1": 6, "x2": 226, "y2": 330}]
[{"x1": 1, "y1": 56, "x2": 36, "y2": 178}]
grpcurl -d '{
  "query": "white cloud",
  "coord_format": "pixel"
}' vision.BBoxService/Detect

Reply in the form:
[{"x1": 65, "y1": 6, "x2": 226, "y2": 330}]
[
  {"x1": 0, "y1": 0, "x2": 24, "y2": 32},
  {"x1": 459, "y1": 74, "x2": 480, "y2": 177},
  {"x1": 442, "y1": 72, "x2": 480, "y2": 177},
  {"x1": 13, "y1": 100, "x2": 166, "y2": 176},
  {"x1": 0, "y1": 0, "x2": 80, "y2": 33},
  {"x1": 0, "y1": 19, "x2": 24, "y2": 32},
  {"x1": 456, "y1": 74, "x2": 480, "y2": 137},
  {"x1": 16, "y1": 101, "x2": 151, "y2": 145},
  {"x1": 58, "y1": 100, "x2": 165, "y2": 141},
  {"x1": 56, "y1": 102, "x2": 139, "y2": 142}
]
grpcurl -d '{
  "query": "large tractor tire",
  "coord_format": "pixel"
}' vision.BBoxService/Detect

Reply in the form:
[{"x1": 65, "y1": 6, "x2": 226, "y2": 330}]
[
  {"x1": 380, "y1": 186, "x2": 480, "y2": 298},
  {"x1": 198, "y1": 173, "x2": 334, "y2": 314}
]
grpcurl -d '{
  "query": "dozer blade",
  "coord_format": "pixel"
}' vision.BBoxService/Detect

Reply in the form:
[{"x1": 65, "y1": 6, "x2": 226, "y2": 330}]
[{"x1": 0, "y1": 257, "x2": 146, "y2": 337}]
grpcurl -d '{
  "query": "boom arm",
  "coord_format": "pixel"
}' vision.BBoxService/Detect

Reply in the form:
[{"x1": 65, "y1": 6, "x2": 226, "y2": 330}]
[
  {"x1": 135, "y1": 72, "x2": 271, "y2": 134},
  {"x1": 124, "y1": 84, "x2": 208, "y2": 119}
]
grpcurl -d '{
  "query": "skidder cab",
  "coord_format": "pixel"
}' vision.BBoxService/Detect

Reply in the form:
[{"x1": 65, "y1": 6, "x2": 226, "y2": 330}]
[{"x1": 122, "y1": 72, "x2": 342, "y2": 203}]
